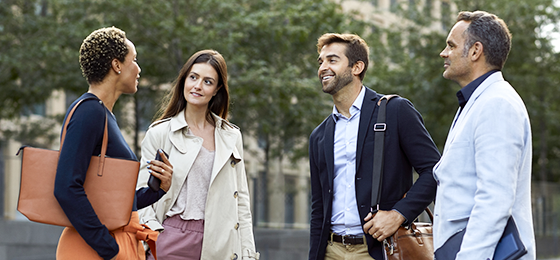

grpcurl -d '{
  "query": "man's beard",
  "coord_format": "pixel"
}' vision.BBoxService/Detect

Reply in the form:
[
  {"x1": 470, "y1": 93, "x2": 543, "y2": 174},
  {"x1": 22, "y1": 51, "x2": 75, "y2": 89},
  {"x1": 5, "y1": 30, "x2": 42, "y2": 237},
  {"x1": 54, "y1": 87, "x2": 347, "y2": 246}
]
[{"x1": 322, "y1": 67, "x2": 353, "y2": 95}]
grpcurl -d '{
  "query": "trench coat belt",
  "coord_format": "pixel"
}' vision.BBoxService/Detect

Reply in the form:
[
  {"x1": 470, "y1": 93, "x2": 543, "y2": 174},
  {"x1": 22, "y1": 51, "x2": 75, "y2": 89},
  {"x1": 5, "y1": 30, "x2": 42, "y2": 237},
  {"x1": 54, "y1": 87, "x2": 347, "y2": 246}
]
[{"x1": 115, "y1": 212, "x2": 160, "y2": 260}]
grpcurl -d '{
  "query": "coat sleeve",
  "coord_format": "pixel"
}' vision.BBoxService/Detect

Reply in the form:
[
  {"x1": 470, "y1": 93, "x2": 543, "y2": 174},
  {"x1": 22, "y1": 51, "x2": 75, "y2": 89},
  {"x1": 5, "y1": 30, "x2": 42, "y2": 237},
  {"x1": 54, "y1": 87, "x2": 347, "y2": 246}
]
[
  {"x1": 136, "y1": 127, "x2": 166, "y2": 231},
  {"x1": 308, "y1": 129, "x2": 324, "y2": 260},
  {"x1": 235, "y1": 132, "x2": 260, "y2": 259},
  {"x1": 390, "y1": 98, "x2": 440, "y2": 222}
]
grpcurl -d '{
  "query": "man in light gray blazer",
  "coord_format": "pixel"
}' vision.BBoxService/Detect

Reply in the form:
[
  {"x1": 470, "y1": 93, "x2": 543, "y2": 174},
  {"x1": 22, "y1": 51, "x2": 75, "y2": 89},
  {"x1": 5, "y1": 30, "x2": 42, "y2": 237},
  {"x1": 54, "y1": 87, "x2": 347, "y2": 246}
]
[{"x1": 433, "y1": 11, "x2": 535, "y2": 260}]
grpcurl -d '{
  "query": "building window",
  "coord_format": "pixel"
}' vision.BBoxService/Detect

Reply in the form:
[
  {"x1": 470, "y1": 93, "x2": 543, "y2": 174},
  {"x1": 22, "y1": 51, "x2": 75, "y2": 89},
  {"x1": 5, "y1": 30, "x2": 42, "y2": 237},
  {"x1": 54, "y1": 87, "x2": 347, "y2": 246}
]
[
  {"x1": 441, "y1": 1, "x2": 451, "y2": 31},
  {"x1": 254, "y1": 171, "x2": 268, "y2": 225},
  {"x1": 0, "y1": 142, "x2": 4, "y2": 218},
  {"x1": 135, "y1": 89, "x2": 157, "y2": 132},
  {"x1": 424, "y1": 0, "x2": 432, "y2": 18},
  {"x1": 284, "y1": 176, "x2": 296, "y2": 227},
  {"x1": 21, "y1": 102, "x2": 46, "y2": 117},
  {"x1": 390, "y1": 0, "x2": 398, "y2": 12},
  {"x1": 408, "y1": 0, "x2": 417, "y2": 20}
]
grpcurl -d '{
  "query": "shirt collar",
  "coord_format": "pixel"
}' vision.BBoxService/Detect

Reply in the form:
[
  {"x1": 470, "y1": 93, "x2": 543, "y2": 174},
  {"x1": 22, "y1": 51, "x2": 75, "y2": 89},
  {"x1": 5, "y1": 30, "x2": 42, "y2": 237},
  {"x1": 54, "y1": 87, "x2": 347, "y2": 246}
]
[
  {"x1": 332, "y1": 86, "x2": 365, "y2": 122},
  {"x1": 457, "y1": 70, "x2": 499, "y2": 108}
]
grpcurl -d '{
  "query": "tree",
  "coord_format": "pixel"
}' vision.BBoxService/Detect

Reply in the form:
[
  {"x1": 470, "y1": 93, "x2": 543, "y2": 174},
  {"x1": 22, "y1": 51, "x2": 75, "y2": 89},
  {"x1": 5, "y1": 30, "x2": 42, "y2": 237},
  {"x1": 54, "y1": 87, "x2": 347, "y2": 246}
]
[
  {"x1": 0, "y1": 0, "x2": 89, "y2": 145},
  {"x1": 361, "y1": 0, "x2": 560, "y2": 184},
  {"x1": 450, "y1": 0, "x2": 560, "y2": 183},
  {"x1": 226, "y1": 0, "x2": 365, "y2": 163}
]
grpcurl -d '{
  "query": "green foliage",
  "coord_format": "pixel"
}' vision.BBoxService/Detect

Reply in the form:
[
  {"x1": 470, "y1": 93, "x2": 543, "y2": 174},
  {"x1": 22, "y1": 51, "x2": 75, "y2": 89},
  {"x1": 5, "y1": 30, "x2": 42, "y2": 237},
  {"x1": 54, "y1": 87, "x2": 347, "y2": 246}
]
[
  {"x1": 366, "y1": 0, "x2": 560, "y2": 182},
  {"x1": 452, "y1": 0, "x2": 560, "y2": 182},
  {"x1": 5, "y1": 0, "x2": 560, "y2": 182},
  {"x1": 226, "y1": 0, "x2": 365, "y2": 161},
  {"x1": 0, "y1": 0, "x2": 364, "y2": 161},
  {"x1": 361, "y1": 2, "x2": 457, "y2": 151},
  {"x1": 0, "y1": 0, "x2": 85, "y2": 118}
]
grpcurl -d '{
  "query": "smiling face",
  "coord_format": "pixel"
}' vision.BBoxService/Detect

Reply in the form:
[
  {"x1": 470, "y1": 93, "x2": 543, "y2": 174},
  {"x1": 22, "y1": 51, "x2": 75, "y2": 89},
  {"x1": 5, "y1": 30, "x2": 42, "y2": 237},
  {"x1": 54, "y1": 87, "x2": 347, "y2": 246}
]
[
  {"x1": 117, "y1": 39, "x2": 141, "y2": 94},
  {"x1": 440, "y1": 21, "x2": 473, "y2": 87},
  {"x1": 183, "y1": 62, "x2": 219, "y2": 109},
  {"x1": 317, "y1": 42, "x2": 354, "y2": 95}
]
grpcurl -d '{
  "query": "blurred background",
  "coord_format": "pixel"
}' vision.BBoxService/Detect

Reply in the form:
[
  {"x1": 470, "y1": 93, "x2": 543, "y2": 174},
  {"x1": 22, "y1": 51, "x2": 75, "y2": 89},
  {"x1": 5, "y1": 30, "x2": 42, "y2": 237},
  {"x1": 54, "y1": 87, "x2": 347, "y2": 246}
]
[{"x1": 1, "y1": 0, "x2": 560, "y2": 259}]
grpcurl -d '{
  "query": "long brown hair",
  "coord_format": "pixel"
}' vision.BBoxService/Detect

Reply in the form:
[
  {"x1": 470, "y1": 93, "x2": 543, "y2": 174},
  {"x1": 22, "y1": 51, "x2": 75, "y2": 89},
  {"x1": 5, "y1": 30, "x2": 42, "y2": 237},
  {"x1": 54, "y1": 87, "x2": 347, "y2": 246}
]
[{"x1": 156, "y1": 50, "x2": 229, "y2": 126}]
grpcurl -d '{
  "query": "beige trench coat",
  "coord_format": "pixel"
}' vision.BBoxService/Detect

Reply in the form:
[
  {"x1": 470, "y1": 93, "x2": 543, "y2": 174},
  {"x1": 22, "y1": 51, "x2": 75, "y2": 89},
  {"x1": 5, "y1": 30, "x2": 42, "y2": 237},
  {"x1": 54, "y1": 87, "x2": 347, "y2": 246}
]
[{"x1": 137, "y1": 110, "x2": 259, "y2": 260}]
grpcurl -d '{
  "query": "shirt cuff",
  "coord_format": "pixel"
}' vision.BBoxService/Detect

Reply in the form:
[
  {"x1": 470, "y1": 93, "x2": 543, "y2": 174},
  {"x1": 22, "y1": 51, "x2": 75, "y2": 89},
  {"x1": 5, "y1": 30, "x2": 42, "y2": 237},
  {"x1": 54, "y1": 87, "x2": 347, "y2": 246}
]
[{"x1": 145, "y1": 220, "x2": 164, "y2": 232}]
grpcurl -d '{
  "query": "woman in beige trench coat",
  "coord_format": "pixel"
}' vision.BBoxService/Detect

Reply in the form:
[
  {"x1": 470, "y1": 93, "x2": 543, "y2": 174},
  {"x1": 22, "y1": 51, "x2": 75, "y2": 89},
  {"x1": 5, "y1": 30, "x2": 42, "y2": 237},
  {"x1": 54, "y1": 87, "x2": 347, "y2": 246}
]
[{"x1": 136, "y1": 50, "x2": 259, "y2": 260}]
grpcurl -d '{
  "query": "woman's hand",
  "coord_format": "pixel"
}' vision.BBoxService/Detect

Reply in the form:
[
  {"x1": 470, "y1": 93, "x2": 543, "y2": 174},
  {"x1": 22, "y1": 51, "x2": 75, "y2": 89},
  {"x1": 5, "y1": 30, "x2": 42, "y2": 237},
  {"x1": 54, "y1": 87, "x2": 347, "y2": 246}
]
[{"x1": 147, "y1": 150, "x2": 173, "y2": 192}]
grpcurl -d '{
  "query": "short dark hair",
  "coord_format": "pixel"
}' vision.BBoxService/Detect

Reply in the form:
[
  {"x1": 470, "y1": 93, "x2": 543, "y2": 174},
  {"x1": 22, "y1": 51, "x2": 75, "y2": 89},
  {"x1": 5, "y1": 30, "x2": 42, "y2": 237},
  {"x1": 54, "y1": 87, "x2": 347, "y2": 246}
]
[
  {"x1": 79, "y1": 27, "x2": 128, "y2": 84},
  {"x1": 317, "y1": 33, "x2": 369, "y2": 81},
  {"x1": 457, "y1": 11, "x2": 512, "y2": 70},
  {"x1": 157, "y1": 50, "x2": 230, "y2": 126}
]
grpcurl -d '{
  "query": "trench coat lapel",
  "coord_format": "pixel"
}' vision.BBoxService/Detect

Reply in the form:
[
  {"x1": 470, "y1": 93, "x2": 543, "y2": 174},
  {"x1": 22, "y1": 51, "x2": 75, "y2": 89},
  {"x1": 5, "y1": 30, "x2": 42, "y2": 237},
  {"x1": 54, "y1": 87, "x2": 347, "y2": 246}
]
[
  {"x1": 324, "y1": 115, "x2": 335, "y2": 190},
  {"x1": 168, "y1": 112, "x2": 203, "y2": 192},
  {"x1": 210, "y1": 120, "x2": 238, "y2": 185}
]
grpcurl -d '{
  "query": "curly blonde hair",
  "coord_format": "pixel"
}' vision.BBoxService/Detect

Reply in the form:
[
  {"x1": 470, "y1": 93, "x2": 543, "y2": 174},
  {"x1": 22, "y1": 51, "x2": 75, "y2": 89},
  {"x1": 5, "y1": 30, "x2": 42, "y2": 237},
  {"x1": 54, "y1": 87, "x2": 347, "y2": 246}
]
[{"x1": 79, "y1": 27, "x2": 128, "y2": 84}]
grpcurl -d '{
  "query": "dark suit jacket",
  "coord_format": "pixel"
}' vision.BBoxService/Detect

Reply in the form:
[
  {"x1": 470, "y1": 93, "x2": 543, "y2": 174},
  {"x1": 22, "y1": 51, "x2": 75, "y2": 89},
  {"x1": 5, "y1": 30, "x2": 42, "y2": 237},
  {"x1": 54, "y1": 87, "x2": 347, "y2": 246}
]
[{"x1": 308, "y1": 87, "x2": 440, "y2": 260}]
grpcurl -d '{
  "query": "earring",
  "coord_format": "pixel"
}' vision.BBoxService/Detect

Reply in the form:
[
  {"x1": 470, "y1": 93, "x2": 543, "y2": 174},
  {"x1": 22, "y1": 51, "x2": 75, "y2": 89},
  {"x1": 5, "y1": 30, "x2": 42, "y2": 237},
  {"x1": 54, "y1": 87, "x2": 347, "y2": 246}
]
[{"x1": 118, "y1": 71, "x2": 121, "y2": 74}]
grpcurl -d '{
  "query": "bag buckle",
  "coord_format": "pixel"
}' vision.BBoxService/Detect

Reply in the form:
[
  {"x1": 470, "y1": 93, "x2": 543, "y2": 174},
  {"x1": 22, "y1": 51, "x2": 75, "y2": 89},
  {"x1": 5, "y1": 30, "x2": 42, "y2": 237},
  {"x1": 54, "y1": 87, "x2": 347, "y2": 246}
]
[
  {"x1": 384, "y1": 237, "x2": 395, "y2": 255},
  {"x1": 374, "y1": 123, "x2": 386, "y2": 131}
]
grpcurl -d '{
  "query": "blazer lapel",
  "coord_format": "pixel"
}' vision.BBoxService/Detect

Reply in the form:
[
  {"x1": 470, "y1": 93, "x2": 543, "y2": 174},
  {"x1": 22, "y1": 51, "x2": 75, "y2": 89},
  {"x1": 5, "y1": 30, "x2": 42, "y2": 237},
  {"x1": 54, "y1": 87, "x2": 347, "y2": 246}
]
[
  {"x1": 324, "y1": 115, "x2": 335, "y2": 190},
  {"x1": 356, "y1": 87, "x2": 378, "y2": 171},
  {"x1": 446, "y1": 72, "x2": 504, "y2": 146}
]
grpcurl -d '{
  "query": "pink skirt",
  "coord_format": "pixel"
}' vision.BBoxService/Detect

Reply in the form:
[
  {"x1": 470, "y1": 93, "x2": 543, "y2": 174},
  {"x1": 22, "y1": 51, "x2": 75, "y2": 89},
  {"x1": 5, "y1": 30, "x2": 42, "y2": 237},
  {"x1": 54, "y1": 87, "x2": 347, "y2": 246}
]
[{"x1": 147, "y1": 215, "x2": 204, "y2": 260}]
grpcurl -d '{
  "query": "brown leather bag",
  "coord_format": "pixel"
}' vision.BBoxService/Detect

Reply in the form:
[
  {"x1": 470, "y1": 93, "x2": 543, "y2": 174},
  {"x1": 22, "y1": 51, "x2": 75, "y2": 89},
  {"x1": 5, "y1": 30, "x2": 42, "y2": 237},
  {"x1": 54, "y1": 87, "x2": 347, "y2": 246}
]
[
  {"x1": 384, "y1": 208, "x2": 434, "y2": 260},
  {"x1": 17, "y1": 97, "x2": 140, "y2": 230}
]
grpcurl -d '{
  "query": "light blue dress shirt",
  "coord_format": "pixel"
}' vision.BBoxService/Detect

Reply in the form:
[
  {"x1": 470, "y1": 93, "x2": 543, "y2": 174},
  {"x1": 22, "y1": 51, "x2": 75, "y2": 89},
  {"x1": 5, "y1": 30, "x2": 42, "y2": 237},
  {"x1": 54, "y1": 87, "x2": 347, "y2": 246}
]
[{"x1": 331, "y1": 86, "x2": 365, "y2": 236}]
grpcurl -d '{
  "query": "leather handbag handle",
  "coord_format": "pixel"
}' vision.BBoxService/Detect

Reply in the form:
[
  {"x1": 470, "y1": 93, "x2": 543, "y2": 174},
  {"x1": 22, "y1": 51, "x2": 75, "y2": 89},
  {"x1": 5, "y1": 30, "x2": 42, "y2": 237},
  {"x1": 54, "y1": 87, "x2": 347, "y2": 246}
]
[{"x1": 60, "y1": 97, "x2": 108, "y2": 177}]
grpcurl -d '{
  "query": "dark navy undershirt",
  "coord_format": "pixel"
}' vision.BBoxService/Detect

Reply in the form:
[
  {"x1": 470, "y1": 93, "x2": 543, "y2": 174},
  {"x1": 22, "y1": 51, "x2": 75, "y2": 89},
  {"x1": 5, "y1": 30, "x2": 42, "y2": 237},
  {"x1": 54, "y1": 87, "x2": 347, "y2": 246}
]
[
  {"x1": 456, "y1": 70, "x2": 499, "y2": 109},
  {"x1": 54, "y1": 93, "x2": 165, "y2": 260}
]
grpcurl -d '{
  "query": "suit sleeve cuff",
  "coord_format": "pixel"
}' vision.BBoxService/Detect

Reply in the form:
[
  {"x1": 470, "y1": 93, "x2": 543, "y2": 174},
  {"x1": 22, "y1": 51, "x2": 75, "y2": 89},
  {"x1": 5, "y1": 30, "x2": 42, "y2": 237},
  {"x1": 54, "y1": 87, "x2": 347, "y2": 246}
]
[{"x1": 391, "y1": 209, "x2": 409, "y2": 226}]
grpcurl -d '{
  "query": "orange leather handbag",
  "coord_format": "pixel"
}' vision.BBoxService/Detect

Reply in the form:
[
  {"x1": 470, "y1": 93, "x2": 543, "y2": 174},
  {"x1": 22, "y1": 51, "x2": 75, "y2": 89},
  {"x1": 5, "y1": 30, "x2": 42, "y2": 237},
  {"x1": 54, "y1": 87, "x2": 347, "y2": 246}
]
[{"x1": 16, "y1": 97, "x2": 140, "y2": 230}]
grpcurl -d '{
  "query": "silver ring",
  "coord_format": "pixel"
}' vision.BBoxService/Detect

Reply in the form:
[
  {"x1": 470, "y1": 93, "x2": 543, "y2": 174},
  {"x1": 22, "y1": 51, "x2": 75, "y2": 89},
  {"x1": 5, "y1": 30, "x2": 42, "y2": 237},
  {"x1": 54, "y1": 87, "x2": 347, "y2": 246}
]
[{"x1": 162, "y1": 169, "x2": 165, "y2": 173}]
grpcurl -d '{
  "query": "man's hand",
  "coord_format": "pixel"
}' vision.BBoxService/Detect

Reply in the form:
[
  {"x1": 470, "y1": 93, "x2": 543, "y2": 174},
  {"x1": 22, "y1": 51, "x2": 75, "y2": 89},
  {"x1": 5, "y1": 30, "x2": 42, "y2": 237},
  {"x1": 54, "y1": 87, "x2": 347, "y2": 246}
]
[{"x1": 363, "y1": 210, "x2": 405, "y2": 241}]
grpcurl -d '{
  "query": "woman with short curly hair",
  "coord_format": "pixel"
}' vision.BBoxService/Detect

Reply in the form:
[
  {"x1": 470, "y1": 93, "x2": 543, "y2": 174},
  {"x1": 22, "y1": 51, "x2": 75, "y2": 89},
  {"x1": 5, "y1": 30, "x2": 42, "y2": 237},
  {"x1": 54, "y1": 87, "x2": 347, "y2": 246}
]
[{"x1": 54, "y1": 27, "x2": 173, "y2": 260}]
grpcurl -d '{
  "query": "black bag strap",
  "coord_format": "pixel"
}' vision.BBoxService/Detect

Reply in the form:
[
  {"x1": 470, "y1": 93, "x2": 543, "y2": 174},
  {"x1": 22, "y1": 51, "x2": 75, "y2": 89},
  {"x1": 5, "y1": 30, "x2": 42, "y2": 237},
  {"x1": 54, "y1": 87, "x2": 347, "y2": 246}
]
[{"x1": 370, "y1": 94, "x2": 398, "y2": 214}]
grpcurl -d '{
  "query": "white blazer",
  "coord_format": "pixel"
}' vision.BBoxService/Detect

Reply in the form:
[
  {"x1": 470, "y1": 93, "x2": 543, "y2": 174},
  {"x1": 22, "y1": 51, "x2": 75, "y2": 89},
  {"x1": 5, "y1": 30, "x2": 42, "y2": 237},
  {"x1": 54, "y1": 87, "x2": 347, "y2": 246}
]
[
  {"x1": 136, "y1": 110, "x2": 259, "y2": 260},
  {"x1": 433, "y1": 72, "x2": 535, "y2": 260}
]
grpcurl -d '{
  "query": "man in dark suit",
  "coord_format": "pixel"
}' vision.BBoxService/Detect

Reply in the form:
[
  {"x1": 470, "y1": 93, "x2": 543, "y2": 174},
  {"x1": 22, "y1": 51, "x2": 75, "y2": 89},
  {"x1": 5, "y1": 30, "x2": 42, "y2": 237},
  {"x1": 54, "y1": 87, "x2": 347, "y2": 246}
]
[{"x1": 308, "y1": 33, "x2": 440, "y2": 260}]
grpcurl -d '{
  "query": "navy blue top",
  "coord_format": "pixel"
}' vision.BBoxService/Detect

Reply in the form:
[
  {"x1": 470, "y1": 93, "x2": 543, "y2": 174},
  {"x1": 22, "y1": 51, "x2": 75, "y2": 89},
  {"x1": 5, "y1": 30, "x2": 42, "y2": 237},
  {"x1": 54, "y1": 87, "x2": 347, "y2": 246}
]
[
  {"x1": 456, "y1": 70, "x2": 499, "y2": 109},
  {"x1": 54, "y1": 93, "x2": 165, "y2": 260}
]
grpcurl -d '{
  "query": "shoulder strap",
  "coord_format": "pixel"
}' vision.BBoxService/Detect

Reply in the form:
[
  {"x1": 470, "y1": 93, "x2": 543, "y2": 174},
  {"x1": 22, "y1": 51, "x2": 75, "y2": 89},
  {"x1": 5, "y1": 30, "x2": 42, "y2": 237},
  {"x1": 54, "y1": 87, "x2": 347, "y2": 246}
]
[
  {"x1": 60, "y1": 96, "x2": 108, "y2": 177},
  {"x1": 370, "y1": 94, "x2": 398, "y2": 214}
]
